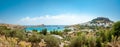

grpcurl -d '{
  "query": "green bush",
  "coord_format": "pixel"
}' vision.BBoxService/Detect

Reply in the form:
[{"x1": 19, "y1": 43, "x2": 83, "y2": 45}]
[
  {"x1": 69, "y1": 33, "x2": 96, "y2": 47},
  {"x1": 28, "y1": 33, "x2": 44, "y2": 47},
  {"x1": 41, "y1": 28, "x2": 47, "y2": 35},
  {"x1": 64, "y1": 29, "x2": 71, "y2": 32},
  {"x1": 113, "y1": 21, "x2": 120, "y2": 37},
  {"x1": 50, "y1": 30, "x2": 62, "y2": 36},
  {"x1": 44, "y1": 35, "x2": 60, "y2": 47}
]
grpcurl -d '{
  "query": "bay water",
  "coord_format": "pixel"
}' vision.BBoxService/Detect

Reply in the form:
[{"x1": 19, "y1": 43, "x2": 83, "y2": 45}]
[{"x1": 25, "y1": 25, "x2": 66, "y2": 32}]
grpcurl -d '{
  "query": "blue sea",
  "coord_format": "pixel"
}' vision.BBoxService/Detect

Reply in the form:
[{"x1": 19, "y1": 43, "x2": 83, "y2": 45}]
[{"x1": 25, "y1": 25, "x2": 66, "y2": 32}]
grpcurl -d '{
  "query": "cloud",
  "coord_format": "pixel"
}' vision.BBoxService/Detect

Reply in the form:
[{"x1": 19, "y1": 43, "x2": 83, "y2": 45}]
[{"x1": 19, "y1": 14, "x2": 96, "y2": 25}]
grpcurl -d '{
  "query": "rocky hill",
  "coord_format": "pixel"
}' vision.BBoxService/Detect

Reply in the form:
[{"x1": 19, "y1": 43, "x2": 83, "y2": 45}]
[
  {"x1": 81, "y1": 17, "x2": 114, "y2": 27},
  {"x1": 91, "y1": 17, "x2": 113, "y2": 23}
]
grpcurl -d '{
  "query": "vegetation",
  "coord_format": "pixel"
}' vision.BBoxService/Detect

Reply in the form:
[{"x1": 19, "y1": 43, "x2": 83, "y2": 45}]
[
  {"x1": 40, "y1": 28, "x2": 47, "y2": 35},
  {"x1": 28, "y1": 32, "x2": 43, "y2": 47},
  {"x1": 44, "y1": 35, "x2": 60, "y2": 47},
  {"x1": 50, "y1": 30, "x2": 62, "y2": 36},
  {"x1": 112, "y1": 21, "x2": 120, "y2": 37},
  {"x1": 68, "y1": 21, "x2": 120, "y2": 47},
  {"x1": 64, "y1": 29, "x2": 71, "y2": 32},
  {"x1": 0, "y1": 20, "x2": 120, "y2": 47}
]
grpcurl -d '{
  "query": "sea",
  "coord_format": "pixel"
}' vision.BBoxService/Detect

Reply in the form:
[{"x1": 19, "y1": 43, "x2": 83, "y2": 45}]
[{"x1": 25, "y1": 25, "x2": 66, "y2": 32}]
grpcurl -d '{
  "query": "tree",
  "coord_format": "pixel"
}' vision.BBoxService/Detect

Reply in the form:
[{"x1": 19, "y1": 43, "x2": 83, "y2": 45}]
[
  {"x1": 41, "y1": 28, "x2": 47, "y2": 35},
  {"x1": 50, "y1": 30, "x2": 62, "y2": 36},
  {"x1": 32, "y1": 29, "x2": 38, "y2": 32},
  {"x1": 113, "y1": 21, "x2": 120, "y2": 37}
]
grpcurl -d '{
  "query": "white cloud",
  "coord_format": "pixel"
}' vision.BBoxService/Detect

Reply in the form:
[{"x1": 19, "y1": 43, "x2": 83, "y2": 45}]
[{"x1": 19, "y1": 14, "x2": 96, "y2": 25}]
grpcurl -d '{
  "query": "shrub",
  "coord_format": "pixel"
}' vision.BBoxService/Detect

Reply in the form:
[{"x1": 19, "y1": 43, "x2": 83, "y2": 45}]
[
  {"x1": 41, "y1": 28, "x2": 47, "y2": 35},
  {"x1": 50, "y1": 30, "x2": 62, "y2": 36},
  {"x1": 64, "y1": 29, "x2": 71, "y2": 32},
  {"x1": 112, "y1": 21, "x2": 120, "y2": 37},
  {"x1": 69, "y1": 33, "x2": 96, "y2": 47},
  {"x1": 28, "y1": 33, "x2": 44, "y2": 47},
  {"x1": 44, "y1": 35, "x2": 60, "y2": 47}
]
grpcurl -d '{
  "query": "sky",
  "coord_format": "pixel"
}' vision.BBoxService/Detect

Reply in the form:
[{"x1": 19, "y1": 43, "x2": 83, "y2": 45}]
[{"x1": 0, "y1": 0, "x2": 120, "y2": 25}]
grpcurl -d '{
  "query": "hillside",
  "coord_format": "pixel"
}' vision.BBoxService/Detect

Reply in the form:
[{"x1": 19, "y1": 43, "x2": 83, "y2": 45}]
[
  {"x1": 91, "y1": 17, "x2": 113, "y2": 23},
  {"x1": 81, "y1": 17, "x2": 114, "y2": 27},
  {"x1": 0, "y1": 23, "x2": 25, "y2": 30}
]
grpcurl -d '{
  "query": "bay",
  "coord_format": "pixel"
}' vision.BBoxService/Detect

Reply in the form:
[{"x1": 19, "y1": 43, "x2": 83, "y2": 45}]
[{"x1": 25, "y1": 25, "x2": 66, "y2": 32}]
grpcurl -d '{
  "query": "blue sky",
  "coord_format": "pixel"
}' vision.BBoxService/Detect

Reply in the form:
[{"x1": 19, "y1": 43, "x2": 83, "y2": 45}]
[{"x1": 0, "y1": 0, "x2": 120, "y2": 25}]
